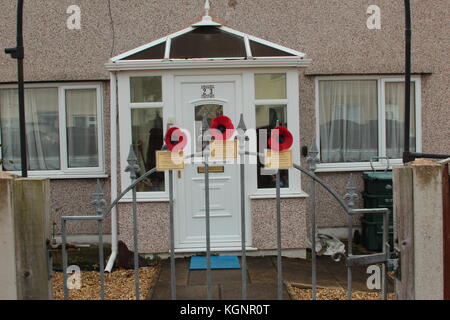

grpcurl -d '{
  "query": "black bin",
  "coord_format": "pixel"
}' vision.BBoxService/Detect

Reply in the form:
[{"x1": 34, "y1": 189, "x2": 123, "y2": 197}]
[{"x1": 361, "y1": 170, "x2": 394, "y2": 251}]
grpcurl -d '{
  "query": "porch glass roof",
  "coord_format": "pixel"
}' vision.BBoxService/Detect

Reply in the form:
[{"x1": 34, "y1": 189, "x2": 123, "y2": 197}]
[
  {"x1": 118, "y1": 25, "x2": 299, "y2": 61},
  {"x1": 108, "y1": 2, "x2": 309, "y2": 69},
  {"x1": 111, "y1": 20, "x2": 305, "y2": 63}
]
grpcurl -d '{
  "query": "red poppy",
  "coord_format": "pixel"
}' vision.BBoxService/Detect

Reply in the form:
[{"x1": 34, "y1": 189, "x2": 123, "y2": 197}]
[
  {"x1": 164, "y1": 127, "x2": 188, "y2": 152},
  {"x1": 210, "y1": 115, "x2": 235, "y2": 140},
  {"x1": 268, "y1": 126, "x2": 293, "y2": 151}
]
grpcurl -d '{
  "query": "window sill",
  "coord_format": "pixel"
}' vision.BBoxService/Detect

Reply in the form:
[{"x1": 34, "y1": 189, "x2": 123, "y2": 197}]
[
  {"x1": 315, "y1": 160, "x2": 403, "y2": 173},
  {"x1": 1, "y1": 170, "x2": 108, "y2": 180},
  {"x1": 119, "y1": 197, "x2": 169, "y2": 203},
  {"x1": 249, "y1": 191, "x2": 309, "y2": 199}
]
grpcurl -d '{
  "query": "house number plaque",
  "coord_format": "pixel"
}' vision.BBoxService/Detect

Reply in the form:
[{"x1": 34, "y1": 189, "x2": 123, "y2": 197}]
[{"x1": 201, "y1": 85, "x2": 215, "y2": 99}]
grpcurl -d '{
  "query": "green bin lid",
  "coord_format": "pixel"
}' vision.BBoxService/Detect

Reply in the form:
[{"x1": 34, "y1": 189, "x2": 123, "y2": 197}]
[{"x1": 363, "y1": 171, "x2": 392, "y2": 181}]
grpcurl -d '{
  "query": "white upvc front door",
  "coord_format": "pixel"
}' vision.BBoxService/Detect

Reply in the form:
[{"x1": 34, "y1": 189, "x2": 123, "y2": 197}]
[{"x1": 174, "y1": 75, "x2": 244, "y2": 251}]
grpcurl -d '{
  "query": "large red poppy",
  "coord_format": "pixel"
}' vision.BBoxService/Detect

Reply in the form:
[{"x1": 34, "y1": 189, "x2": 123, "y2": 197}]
[
  {"x1": 268, "y1": 126, "x2": 293, "y2": 151},
  {"x1": 164, "y1": 127, "x2": 188, "y2": 152},
  {"x1": 210, "y1": 115, "x2": 235, "y2": 140}
]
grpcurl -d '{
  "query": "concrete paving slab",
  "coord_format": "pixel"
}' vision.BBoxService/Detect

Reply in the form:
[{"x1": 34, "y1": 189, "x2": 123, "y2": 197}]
[
  {"x1": 221, "y1": 283, "x2": 290, "y2": 300},
  {"x1": 189, "y1": 269, "x2": 242, "y2": 285},
  {"x1": 151, "y1": 284, "x2": 221, "y2": 300},
  {"x1": 157, "y1": 259, "x2": 190, "y2": 286}
]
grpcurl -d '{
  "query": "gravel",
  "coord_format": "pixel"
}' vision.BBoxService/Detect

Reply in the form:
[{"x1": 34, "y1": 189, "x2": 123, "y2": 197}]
[
  {"x1": 287, "y1": 284, "x2": 395, "y2": 300},
  {"x1": 52, "y1": 266, "x2": 159, "y2": 300}
]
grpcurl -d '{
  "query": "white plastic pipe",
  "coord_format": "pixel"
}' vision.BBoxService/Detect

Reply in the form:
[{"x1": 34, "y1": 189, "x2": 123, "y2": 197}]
[{"x1": 105, "y1": 72, "x2": 118, "y2": 273}]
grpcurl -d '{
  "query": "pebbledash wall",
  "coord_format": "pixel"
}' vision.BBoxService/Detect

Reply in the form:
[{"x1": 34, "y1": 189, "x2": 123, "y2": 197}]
[{"x1": 0, "y1": 0, "x2": 449, "y2": 254}]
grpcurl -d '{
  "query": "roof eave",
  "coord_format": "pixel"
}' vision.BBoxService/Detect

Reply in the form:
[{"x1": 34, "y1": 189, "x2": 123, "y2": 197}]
[{"x1": 105, "y1": 57, "x2": 312, "y2": 71}]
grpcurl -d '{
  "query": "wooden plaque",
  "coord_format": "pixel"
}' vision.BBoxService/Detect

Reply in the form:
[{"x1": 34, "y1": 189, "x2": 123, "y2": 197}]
[
  {"x1": 264, "y1": 149, "x2": 293, "y2": 169},
  {"x1": 197, "y1": 166, "x2": 225, "y2": 174},
  {"x1": 210, "y1": 140, "x2": 238, "y2": 160},
  {"x1": 156, "y1": 151, "x2": 185, "y2": 171}
]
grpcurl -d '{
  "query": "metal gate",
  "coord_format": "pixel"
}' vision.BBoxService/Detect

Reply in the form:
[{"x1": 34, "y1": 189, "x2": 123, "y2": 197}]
[{"x1": 58, "y1": 114, "x2": 393, "y2": 300}]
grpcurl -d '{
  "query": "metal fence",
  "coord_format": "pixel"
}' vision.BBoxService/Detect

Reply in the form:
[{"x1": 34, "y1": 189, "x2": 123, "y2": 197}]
[{"x1": 59, "y1": 117, "x2": 392, "y2": 300}]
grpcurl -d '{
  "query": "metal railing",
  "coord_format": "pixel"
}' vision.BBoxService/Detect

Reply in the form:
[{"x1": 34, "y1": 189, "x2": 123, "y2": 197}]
[{"x1": 59, "y1": 119, "x2": 392, "y2": 301}]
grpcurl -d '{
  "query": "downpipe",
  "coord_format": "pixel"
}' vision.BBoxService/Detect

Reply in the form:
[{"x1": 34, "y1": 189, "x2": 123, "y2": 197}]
[{"x1": 106, "y1": 71, "x2": 118, "y2": 273}]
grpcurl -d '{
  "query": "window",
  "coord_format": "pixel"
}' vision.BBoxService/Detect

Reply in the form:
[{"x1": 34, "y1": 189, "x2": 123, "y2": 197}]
[
  {"x1": 316, "y1": 77, "x2": 420, "y2": 170},
  {"x1": 255, "y1": 73, "x2": 289, "y2": 189},
  {"x1": 0, "y1": 84, "x2": 104, "y2": 176},
  {"x1": 131, "y1": 108, "x2": 164, "y2": 192},
  {"x1": 385, "y1": 81, "x2": 416, "y2": 159},
  {"x1": 66, "y1": 89, "x2": 99, "y2": 168},
  {"x1": 130, "y1": 76, "x2": 162, "y2": 103},
  {"x1": 128, "y1": 76, "x2": 166, "y2": 195},
  {"x1": 195, "y1": 104, "x2": 223, "y2": 154}
]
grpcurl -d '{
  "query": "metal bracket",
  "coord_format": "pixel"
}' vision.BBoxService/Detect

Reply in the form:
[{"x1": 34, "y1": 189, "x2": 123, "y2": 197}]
[
  {"x1": 388, "y1": 249, "x2": 401, "y2": 280},
  {"x1": 5, "y1": 46, "x2": 24, "y2": 59}
]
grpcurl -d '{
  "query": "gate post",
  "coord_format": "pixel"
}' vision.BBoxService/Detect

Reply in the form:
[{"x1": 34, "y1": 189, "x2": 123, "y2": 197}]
[
  {"x1": 237, "y1": 114, "x2": 248, "y2": 300},
  {"x1": 125, "y1": 146, "x2": 141, "y2": 300},
  {"x1": 344, "y1": 175, "x2": 358, "y2": 300},
  {"x1": 0, "y1": 173, "x2": 51, "y2": 300},
  {"x1": 306, "y1": 140, "x2": 320, "y2": 300},
  {"x1": 394, "y1": 160, "x2": 447, "y2": 300}
]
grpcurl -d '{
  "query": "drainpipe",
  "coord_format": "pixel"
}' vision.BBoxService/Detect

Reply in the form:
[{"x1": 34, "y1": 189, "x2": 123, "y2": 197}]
[
  {"x1": 106, "y1": 71, "x2": 118, "y2": 272},
  {"x1": 403, "y1": 0, "x2": 412, "y2": 164},
  {"x1": 5, "y1": 0, "x2": 27, "y2": 177}
]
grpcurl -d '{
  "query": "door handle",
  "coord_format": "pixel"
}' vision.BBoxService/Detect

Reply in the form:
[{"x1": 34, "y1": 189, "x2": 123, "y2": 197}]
[{"x1": 178, "y1": 170, "x2": 182, "y2": 179}]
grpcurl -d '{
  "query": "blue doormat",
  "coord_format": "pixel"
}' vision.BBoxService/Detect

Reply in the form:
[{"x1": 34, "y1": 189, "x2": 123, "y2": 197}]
[{"x1": 190, "y1": 256, "x2": 241, "y2": 270}]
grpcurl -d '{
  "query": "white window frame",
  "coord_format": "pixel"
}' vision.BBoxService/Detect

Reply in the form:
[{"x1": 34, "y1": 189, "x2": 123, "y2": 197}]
[
  {"x1": 118, "y1": 72, "x2": 169, "y2": 202},
  {"x1": 0, "y1": 82, "x2": 105, "y2": 179},
  {"x1": 315, "y1": 76, "x2": 422, "y2": 172},
  {"x1": 249, "y1": 70, "x2": 304, "y2": 198}
]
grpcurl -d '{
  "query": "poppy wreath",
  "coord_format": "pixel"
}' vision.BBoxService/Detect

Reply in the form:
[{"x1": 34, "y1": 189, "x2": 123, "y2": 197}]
[
  {"x1": 210, "y1": 115, "x2": 235, "y2": 140},
  {"x1": 268, "y1": 126, "x2": 293, "y2": 151},
  {"x1": 164, "y1": 127, "x2": 188, "y2": 152}
]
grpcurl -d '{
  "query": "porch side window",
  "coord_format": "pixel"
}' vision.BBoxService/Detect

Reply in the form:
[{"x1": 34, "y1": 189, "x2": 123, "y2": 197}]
[
  {"x1": 130, "y1": 76, "x2": 165, "y2": 192},
  {"x1": 0, "y1": 85, "x2": 103, "y2": 174},
  {"x1": 255, "y1": 73, "x2": 289, "y2": 189},
  {"x1": 318, "y1": 78, "x2": 418, "y2": 165}
]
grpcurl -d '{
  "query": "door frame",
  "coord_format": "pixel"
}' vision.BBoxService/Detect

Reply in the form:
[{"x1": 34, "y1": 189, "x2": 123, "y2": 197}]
[{"x1": 173, "y1": 73, "x2": 252, "y2": 252}]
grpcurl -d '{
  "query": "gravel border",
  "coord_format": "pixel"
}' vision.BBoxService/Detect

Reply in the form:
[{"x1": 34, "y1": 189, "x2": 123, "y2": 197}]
[
  {"x1": 286, "y1": 282, "x2": 395, "y2": 300},
  {"x1": 52, "y1": 265, "x2": 160, "y2": 300}
]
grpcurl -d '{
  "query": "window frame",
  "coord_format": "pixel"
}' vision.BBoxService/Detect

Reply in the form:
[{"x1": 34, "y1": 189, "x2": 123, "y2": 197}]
[
  {"x1": 0, "y1": 82, "x2": 105, "y2": 179},
  {"x1": 314, "y1": 75, "x2": 422, "y2": 172},
  {"x1": 250, "y1": 70, "x2": 303, "y2": 198},
  {"x1": 118, "y1": 72, "x2": 169, "y2": 202}
]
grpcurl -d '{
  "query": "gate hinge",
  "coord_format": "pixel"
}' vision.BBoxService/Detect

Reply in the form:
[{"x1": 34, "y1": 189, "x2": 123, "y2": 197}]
[{"x1": 387, "y1": 249, "x2": 401, "y2": 280}]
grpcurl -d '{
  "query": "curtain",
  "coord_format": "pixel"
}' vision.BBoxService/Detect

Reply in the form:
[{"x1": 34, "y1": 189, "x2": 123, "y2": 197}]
[
  {"x1": 0, "y1": 88, "x2": 59, "y2": 171},
  {"x1": 65, "y1": 89, "x2": 99, "y2": 168},
  {"x1": 319, "y1": 80, "x2": 378, "y2": 163},
  {"x1": 385, "y1": 82, "x2": 416, "y2": 158}
]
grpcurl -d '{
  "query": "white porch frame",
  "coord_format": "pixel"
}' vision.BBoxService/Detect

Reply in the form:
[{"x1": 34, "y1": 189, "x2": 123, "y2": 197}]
[{"x1": 116, "y1": 68, "x2": 308, "y2": 202}]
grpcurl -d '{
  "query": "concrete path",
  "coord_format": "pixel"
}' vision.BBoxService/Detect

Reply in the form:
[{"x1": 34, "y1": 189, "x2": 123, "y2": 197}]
[{"x1": 149, "y1": 256, "x2": 391, "y2": 300}]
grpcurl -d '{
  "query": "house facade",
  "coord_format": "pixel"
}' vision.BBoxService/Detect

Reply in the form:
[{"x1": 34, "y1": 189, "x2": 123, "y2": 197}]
[{"x1": 0, "y1": 0, "x2": 448, "y2": 259}]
